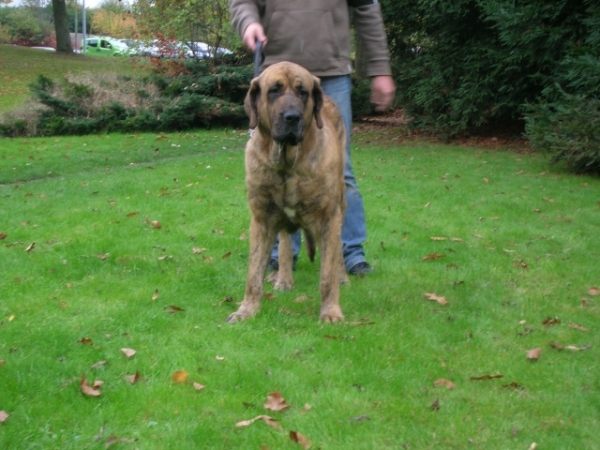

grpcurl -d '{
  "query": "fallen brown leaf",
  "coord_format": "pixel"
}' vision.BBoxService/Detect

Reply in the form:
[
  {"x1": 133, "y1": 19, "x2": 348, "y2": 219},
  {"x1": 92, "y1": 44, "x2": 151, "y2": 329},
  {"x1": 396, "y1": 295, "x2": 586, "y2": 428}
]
[
  {"x1": 549, "y1": 341, "x2": 564, "y2": 350},
  {"x1": 470, "y1": 374, "x2": 504, "y2": 381},
  {"x1": 164, "y1": 305, "x2": 185, "y2": 314},
  {"x1": 0, "y1": 232, "x2": 7, "y2": 240},
  {"x1": 172, "y1": 370, "x2": 188, "y2": 383},
  {"x1": 25, "y1": 242, "x2": 35, "y2": 252},
  {"x1": 0, "y1": 360, "x2": 5, "y2": 367},
  {"x1": 236, "y1": 415, "x2": 283, "y2": 431},
  {"x1": 150, "y1": 220, "x2": 162, "y2": 229},
  {"x1": 422, "y1": 252, "x2": 445, "y2": 261},
  {"x1": 222, "y1": 251, "x2": 232, "y2": 259},
  {"x1": 289, "y1": 431, "x2": 312, "y2": 449},
  {"x1": 105, "y1": 435, "x2": 135, "y2": 447},
  {"x1": 125, "y1": 371, "x2": 142, "y2": 384},
  {"x1": 192, "y1": 247, "x2": 207, "y2": 254},
  {"x1": 424, "y1": 292, "x2": 448, "y2": 306},
  {"x1": 193, "y1": 382, "x2": 205, "y2": 391},
  {"x1": 543, "y1": 317, "x2": 561, "y2": 325},
  {"x1": 569, "y1": 323, "x2": 588, "y2": 332},
  {"x1": 265, "y1": 392, "x2": 291, "y2": 411},
  {"x1": 78, "y1": 337, "x2": 93, "y2": 345},
  {"x1": 588, "y1": 287, "x2": 599, "y2": 296},
  {"x1": 121, "y1": 348, "x2": 136, "y2": 359},
  {"x1": 151, "y1": 289, "x2": 159, "y2": 301},
  {"x1": 349, "y1": 414, "x2": 371, "y2": 422},
  {"x1": 433, "y1": 378, "x2": 456, "y2": 389},
  {"x1": 80, "y1": 374, "x2": 102, "y2": 397},
  {"x1": 527, "y1": 347, "x2": 542, "y2": 360},
  {"x1": 430, "y1": 399, "x2": 440, "y2": 411},
  {"x1": 0, "y1": 411, "x2": 9, "y2": 422}
]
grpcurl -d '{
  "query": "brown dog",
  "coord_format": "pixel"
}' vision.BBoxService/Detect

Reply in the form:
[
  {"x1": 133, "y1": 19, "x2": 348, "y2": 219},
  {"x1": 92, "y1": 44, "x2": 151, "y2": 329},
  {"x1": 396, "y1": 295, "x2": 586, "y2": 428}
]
[{"x1": 227, "y1": 61, "x2": 348, "y2": 323}]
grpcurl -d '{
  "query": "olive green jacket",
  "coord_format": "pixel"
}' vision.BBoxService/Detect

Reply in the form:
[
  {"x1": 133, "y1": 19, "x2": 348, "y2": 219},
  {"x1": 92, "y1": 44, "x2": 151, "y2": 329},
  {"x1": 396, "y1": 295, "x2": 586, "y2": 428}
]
[{"x1": 229, "y1": 0, "x2": 392, "y2": 77}]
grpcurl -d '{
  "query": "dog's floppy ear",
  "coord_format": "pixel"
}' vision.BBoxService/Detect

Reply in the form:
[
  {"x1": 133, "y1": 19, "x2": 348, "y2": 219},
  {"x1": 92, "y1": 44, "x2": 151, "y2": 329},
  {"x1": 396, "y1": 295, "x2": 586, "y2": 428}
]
[
  {"x1": 244, "y1": 77, "x2": 260, "y2": 129},
  {"x1": 312, "y1": 75, "x2": 324, "y2": 129}
]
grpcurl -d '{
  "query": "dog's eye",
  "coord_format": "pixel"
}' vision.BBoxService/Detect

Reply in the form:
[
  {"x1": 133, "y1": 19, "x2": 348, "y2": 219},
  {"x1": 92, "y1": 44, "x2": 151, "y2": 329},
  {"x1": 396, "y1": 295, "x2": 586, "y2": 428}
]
[
  {"x1": 268, "y1": 86, "x2": 281, "y2": 100},
  {"x1": 298, "y1": 88, "x2": 309, "y2": 102}
]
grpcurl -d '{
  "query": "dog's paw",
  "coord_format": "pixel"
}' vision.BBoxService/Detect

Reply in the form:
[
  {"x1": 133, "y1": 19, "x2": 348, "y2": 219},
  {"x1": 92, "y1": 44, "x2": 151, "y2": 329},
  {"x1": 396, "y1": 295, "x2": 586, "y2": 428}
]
[
  {"x1": 226, "y1": 306, "x2": 257, "y2": 323},
  {"x1": 274, "y1": 279, "x2": 294, "y2": 291},
  {"x1": 265, "y1": 271, "x2": 278, "y2": 283},
  {"x1": 319, "y1": 306, "x2": 344, "y2": 323}
]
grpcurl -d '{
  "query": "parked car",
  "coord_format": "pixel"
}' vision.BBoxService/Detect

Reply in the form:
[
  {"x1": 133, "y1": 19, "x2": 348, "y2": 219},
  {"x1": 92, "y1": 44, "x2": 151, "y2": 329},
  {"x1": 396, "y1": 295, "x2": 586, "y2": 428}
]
[
  {"x1": 81, "y1": 37, "x2": 134, "y2": 56},
  {"x1": 188, "y1": 41, "x2": 233, "y2": 59},
  {"x1": 136, "y1": 40, "x2": 193, "y2": 59}
]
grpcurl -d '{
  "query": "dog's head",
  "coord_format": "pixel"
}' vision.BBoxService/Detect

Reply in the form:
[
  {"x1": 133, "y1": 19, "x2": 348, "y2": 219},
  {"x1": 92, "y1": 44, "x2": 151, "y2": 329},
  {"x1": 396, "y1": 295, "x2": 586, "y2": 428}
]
[{"x1": 245, "y1": 61, "x2": 324, "y2": 146}]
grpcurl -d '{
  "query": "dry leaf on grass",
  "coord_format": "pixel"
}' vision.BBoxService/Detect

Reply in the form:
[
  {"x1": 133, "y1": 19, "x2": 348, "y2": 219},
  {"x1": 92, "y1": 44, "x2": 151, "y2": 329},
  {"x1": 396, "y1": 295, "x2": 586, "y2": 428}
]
[
  {"x1": 80, "y1": 374, "x2": 102, "y2": 397},
  {"x1": 0, "y1": 411, "x2": 9, "y2": 422},
  {"x1": 527, "y1": 347, "x2": 542, "y2": 360},
  {"x1": 164, "y1": 305, "x2": 185, "y2": 314},
  {"x1": 90, "y1": 360, "x2": 108, "y2": 370},
  {"x1": 422, "y1": 252, "x2": 445, "y2": 261},
  {"x1": 264, "y1": 392, "x2": 291, "y2": 411},
  {"x1": 125, "y1": 371, "x2": 142, "y2": 384},
  {"x1": 289, "y1": 431, "x2": 312, "y2": 449},
  {"x1": 433, "y1": 378, "x2": 456, "y2": 389},
  {"x1": 105, "y1": 435, "x2": 135, "y2": 447},
  {"x1": 424, "y1": 292, "x2": 448, "y2": 306},
  {"x1": 0, "y1": 233, "x2": 7, "y2": 240},
  {"x1": 172, "y1": 370, "x2": 188, "y2": 383},
  {"x1": 121, "y1": 348, "x2": 136, "y2": 359},
  {"x1": 25, "y1": 242, "x2": 35, "y2": 252},
  {"x1": 151, "y1": 289, "x2": 159, "y2": 301},
  {"x1": 588, "y1": 287, "x2": 599, "y2": 296},
  {"x1": 193, "y1": 382, "x2": 205, "y2": 391},
  {"x1": 470, "y1": 374, "x2": 504, "y2": 381},
  {"x1": 150, "y1": 220, "x2": 162, "y2": 229},
  {"x1": 569, "y1": 323, "x2": 588, "y2": 332},
  {"x1": 236, "y1": 415, "x2": 283, "y2": 431}
]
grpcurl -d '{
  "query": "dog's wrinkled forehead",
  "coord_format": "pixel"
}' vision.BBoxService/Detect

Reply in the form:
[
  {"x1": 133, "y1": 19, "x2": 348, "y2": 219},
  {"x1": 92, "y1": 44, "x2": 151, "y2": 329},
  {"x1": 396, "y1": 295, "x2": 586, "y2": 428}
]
[{"x1": 260, "y1": 63, "x2": 313, "y2": 95}]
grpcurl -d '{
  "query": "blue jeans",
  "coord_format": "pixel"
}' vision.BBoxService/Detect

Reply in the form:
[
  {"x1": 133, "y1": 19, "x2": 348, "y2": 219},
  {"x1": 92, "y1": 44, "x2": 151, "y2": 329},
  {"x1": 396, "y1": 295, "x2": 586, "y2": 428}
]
[{"x1": 271, "y1": 75, "x2": 367, "y2": 270}]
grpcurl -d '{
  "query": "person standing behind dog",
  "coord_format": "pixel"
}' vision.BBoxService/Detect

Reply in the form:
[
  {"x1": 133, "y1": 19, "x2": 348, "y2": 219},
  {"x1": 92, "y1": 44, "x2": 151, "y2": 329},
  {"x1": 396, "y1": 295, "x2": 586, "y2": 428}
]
[{"x1": 229, "y1": 0, "x2": 396, "y2": 275}]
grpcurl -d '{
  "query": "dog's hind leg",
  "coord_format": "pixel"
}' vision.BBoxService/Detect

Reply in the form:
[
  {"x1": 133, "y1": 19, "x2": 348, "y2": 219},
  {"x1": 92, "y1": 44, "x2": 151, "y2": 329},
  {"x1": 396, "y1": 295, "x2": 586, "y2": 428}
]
[
  {"x1": 273, "y1": 231, "x2": 295, "y2": 291},
  {"x1": 227, "y1": 216, "x2": 276, "y2": 323}
]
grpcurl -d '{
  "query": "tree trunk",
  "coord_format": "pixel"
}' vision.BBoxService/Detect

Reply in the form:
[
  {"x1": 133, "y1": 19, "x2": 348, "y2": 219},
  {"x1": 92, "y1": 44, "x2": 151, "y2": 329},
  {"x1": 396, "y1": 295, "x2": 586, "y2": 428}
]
[{"x1": 53, "y1": 0, "x2": 73, "y2": 53}]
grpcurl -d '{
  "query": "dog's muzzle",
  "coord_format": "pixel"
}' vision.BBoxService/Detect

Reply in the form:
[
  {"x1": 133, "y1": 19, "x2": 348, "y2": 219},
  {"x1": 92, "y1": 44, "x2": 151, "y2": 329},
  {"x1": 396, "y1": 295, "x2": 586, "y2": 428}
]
[{"x1": 273, "y1": 109, "x2": 304, "y2": 146}]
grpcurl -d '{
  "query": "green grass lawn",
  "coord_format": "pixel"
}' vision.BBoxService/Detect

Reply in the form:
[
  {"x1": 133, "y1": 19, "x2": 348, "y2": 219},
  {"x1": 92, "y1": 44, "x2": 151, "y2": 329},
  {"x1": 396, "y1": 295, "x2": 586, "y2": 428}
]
[
  {"x1": 0, "y1": 45, "x2": 138, "y2": 114},
  {"x1": 1, "y1": 130, "x2": 599, "y2": 449}
]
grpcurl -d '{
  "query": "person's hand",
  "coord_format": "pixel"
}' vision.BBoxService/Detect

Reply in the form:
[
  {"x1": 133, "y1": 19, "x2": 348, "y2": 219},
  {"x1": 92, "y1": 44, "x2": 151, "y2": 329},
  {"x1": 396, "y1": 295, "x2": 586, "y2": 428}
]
[
  {"x1": 243, "y1": 22, "x2": 267, "y2": 52},
  {"x1": 370, "y1": 75, "x2": 396, "y2": 112}
]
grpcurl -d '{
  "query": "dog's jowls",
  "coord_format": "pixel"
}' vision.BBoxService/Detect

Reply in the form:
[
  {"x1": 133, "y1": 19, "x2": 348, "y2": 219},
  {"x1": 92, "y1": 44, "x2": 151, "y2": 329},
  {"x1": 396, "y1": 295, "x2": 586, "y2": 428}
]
[{"x1": 227, "y1": 61, "x2": 348, "y2": 323}]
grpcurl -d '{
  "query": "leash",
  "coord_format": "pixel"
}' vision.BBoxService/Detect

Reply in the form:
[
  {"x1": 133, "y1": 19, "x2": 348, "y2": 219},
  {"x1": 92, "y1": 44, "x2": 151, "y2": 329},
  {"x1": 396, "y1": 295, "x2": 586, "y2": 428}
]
[
  {"x1": 249, "y1": 40, "x2": 264, "y2": 138},
  {"x1": 253, "y1": 40, "x2": 263, "y2": 78}
]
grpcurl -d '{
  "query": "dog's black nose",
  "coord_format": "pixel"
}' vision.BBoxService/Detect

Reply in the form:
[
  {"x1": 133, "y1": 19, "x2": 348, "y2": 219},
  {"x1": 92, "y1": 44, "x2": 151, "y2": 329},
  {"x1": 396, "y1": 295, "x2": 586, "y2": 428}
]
[{"x1": 283, "y1": 110, "x2": 301, "y2": 126}]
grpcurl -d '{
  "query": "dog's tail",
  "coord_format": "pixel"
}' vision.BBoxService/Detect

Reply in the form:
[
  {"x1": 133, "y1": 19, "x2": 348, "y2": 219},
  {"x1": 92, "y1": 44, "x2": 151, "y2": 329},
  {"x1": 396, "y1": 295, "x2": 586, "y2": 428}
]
[{"x1": 304, "y1": 230, "x2": 316, "y2": 262}]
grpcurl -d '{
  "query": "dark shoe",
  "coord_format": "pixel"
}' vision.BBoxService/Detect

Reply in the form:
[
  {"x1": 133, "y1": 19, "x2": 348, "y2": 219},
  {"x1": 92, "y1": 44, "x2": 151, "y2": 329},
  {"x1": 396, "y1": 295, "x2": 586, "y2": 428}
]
[
  {"x1": 269, "y1": 258, "x2": 279, "y2": 271},
  {"x1": 348, "y1": 261, "x2": 374, "y2": 276}
]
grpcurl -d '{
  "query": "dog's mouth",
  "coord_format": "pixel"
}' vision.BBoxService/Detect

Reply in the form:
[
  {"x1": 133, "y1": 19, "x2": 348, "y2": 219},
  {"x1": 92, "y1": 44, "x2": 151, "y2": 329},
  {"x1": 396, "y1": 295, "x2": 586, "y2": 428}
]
[{"x1": 273, "y1": 131, "x2": 303, "y2": 146}]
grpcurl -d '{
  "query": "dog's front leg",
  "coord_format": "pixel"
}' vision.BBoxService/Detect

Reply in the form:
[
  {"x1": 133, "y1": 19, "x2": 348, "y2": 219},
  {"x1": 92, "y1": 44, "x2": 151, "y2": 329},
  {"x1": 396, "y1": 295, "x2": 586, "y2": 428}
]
[
  {"x1": 227, "y1": 216, "x2": 276, "y2": 323},
  {"x1": 318, "y1": 214, "x2": 345, "y2": 323}
]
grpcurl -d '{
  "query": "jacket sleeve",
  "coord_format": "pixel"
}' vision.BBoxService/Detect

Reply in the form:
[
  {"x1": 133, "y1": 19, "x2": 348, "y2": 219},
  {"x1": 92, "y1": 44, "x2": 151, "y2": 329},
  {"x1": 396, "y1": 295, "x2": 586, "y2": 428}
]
[
  {"x1": 229, "y1": 0, "x2": 264, "y2": 39},
  {"x1": 352, "y1": 1, "x2": 393, "y2": 77}
]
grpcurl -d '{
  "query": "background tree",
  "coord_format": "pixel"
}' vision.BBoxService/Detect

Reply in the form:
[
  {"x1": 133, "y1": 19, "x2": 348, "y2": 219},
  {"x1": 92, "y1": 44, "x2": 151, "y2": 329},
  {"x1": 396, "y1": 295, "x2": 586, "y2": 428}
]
[
  {"x1": 380, "y1": 0, "x2": 597, "y2": 134},
  {"x1": 134, "y1": 0, "x2": 238, "y2": 63},
  {"x1": 52, "y1": 0, "x2": 72, "y2": 53}
]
